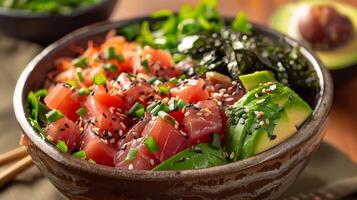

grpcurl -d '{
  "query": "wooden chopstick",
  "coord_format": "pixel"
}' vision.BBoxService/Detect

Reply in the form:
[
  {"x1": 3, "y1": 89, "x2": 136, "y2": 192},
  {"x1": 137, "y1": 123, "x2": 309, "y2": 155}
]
[
  {"x1": 0, "y1": 155, "x2": 33, "y2": 187},
  {"x1": 0, "y1": 146, "x2": 28, "y2": 166}
]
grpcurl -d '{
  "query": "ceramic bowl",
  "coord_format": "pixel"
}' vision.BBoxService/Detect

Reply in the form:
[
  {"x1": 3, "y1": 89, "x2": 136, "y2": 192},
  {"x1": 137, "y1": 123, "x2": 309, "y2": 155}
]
[
  {"x1": 13, "y1": 17, "x2": 333, "y2": 200},
  {"x1": 0, "y1": 0, "x2": 117, "y2": 45}
]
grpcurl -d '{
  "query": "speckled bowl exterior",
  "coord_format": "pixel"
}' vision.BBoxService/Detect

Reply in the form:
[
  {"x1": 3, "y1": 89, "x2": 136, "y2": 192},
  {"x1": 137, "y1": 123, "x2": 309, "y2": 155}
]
[{"x1": 13, "y1": 18, "x2": 333, "y2": 200}]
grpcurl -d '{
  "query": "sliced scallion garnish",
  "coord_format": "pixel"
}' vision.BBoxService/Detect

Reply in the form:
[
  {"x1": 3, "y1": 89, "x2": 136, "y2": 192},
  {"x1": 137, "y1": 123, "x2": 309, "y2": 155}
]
[
  {"x1": 128, "y1": 102, "x2": 145, "y2": 117},
  {"x1": 56, "y1": 140, "x2": 68, "y2": 153},
  {"x1": 158, "y1": 84, "x2": 170, "y2": 95},
  {"x1": 73, "y1": 150, "x2": 86, "y2": 159},
  {"x1": 76, "y1": 71, "x2": 84, "y2": 82},
  {"x1": 46, "y1": 109, "x2": 64, "y2": 123},
  {"x1": 144, "y1": 136, "x2": 158, "y2": 153},
  {"x1": 141, "y1": 59, "x2": 150, "y2": 73},
  {"x1": 117, "y1": 54, "x2": 125, "y2": 63},
  {"x1": 158, "y1": 111, "x2": 176, "y2": 126},
  {"x1": 76, "y1": 107, "x2": 86, "y2": 117},
  {"x1": 125, "y1": 147, "x2": 138, "y2": 161},
  {"x1": 93, "y1": 74, "x2": 107, "y2": 86},
  {"x1": 78, "y1": 87, "x2": 90, "y2": 96},
  {"x1": 105, "y1": 46, "x2": 116, "y2": 60},
  {"x1": 72, "y1": 57, "x2": 88, "y2": 68},
  {"x1": 102, "y1": 63, "x2": 118, "y2": 72}
]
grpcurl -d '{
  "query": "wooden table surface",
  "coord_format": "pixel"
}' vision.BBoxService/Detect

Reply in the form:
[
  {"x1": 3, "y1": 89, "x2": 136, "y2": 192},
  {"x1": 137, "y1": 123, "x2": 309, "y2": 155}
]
[{"x1": 112, "y1": 0, "x2": 357, "y2": 162}]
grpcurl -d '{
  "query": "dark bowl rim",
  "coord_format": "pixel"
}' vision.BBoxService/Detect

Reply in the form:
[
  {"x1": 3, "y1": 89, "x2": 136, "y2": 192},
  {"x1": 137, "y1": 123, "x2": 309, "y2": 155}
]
[
  {"x1": 13, "y1": 16, "x2": 333, "y2": 181},
  {"x1": 0, "y1": 0, "x2": 113, "y2": 18}
]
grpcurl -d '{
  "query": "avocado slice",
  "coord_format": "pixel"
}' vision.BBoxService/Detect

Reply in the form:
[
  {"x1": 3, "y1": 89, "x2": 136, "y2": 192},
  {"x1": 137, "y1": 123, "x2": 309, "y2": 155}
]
[
  {"x1": 239, "y1": 70, "x2": 276, "y2": 91},
  {"x1": 225, "y1": 82, "x2": 312, "y2": 160},
  {"x1": 153, "y1": 144, "x2": 228, "y2": 171},
  {"x1": 270, "y1": 0, "x2": 357, "y2": 70}
]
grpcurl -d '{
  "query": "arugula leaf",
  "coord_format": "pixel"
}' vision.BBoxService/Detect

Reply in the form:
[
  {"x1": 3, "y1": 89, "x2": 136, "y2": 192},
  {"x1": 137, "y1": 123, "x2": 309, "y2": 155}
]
[{"x1": 232, "y1": 12, "x2": 252, "y2": 33}]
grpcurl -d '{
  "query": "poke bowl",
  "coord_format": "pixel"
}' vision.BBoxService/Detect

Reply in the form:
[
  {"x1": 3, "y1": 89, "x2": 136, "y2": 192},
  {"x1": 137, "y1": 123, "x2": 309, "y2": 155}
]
[{"x1": 13, "y1": 2, "x2": 333, "y2": 200}]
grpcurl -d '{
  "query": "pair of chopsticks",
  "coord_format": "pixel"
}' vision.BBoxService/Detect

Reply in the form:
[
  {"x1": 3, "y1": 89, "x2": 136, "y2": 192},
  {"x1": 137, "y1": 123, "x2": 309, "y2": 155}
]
[{"x1": 0, "y1": 146, "x2": 34, "y2": 187}]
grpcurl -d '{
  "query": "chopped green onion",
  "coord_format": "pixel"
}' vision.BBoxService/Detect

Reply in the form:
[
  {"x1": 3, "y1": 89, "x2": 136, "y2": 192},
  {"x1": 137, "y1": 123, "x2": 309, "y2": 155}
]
[
  {"x1": 148, "y1": 76, "x2": 158, "y2": 84},
  {"x1": 34, "y1": 89, "x2": 48, "y2": 99},
  {"x1": 177, "y1": 99, "x2": 187, "y2": 110},
  {"x1": 168, "y1": 99, "x2": 178, "y2": 111},
  {"x1": 66, "y1": 80, "x2": 79, "y2": 89},
  {"x1": 158, "y1": 84, "x2": 170, "y2": 95},
  {"x1": 141, "y1": 59, "x2": 150, "y2": 73},
  {"x1": 135, "y1": 108, "x2": 145, "y2": 118},
  {"x1": 147, "y1": 102, "x2": 158, "y2": 112},
  {"x1": 105, "y1": 46, "x2": 116, "y2": 60},
  {"x1": 93, "y1": 74, "x2": 107, "y2": 86},
  {"x1": 46, "y1": 109, "x2": 64, "y2": 123},
  {"x1": 179, "y1": 74, "x2": 188, "y2": 80},
  {"x1": 73, "y1": 150, "x2": 86, "y2": 159},
  {"x1": 211, "y1": 133, "x2": 221, "y2": 149},
  {"x1": 117, "y1": 54, "x2": 125, "y2": 63},
  {"x1": 102, "y1": 63, "x2": 118, "y2": 72},
  {"x1": 172, "y1": 53, "x2": 186, "y2": 63},
  {"x1": 128, "y1": 102, "x2": 145, "y2": 117},
  {"x1": 169, "y1": 77, "x2": 179, "y2": 84},
  {"x1": 144, "y1": 136, "x2": 159, "y2": 153},
  {"x1": 78, "y1": 87, "x2": 90, "y2": 96},
  {"x1": 151, "y1": 103, "x2": 169, "y2": 116},
  {"x1": 158, "y1": 111, "x2": 176, "y2": 126},
  {"x1": 76, "y1": 72, "x2": 84, "y2": 82},
  {"x1": 76, "y1": 107, "x2": 86, "y2": 117},
  {"x1": 125, "y1": 147, "x2": 138, "y2": 161},
  {"x1": 72, "y1": 57, "x2": 88, "y2": 68},
  {"x1": 56, "y1": 140, "x2": 68, "y2": 153}
]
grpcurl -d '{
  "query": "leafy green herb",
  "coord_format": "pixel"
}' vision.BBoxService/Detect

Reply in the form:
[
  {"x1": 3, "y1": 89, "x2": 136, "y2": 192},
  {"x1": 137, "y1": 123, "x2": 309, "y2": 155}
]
[
  {"x1": 56, "y1": 140, "x2": 68, "y2": 153},
  {"x1": 141, "y1": 59, "x2": 150, "y2": 73},
  {"x1": 66, "y1": 80, "x2": 79, "y2": 89},
  {"x1": 144, "y1": 136, "x2": 159, "y2": 153},
  {"x1": 93, "y1": 74, "x2": 107, "y2": 86},
  {"x1": 232, "y1": 12, "x2": 252, "y2": 33},
  {"x1": 46, "y1": 109, "x2": 64, "y2": 123}
]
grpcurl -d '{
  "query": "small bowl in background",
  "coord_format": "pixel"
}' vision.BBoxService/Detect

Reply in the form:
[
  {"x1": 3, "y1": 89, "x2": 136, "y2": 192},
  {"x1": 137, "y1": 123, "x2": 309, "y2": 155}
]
[{"x1": 0, "y1": 0, "x2": 118, "y2": 45}]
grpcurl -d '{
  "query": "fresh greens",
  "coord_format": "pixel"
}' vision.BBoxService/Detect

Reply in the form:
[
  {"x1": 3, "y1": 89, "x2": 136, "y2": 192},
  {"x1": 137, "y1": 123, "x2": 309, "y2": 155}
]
[
  {"x1": 0, "y1": 0, "x2": 100, "y2": 15},
  {"x1": 153, "y1": 143, "x2": 228, "y2": 171}
]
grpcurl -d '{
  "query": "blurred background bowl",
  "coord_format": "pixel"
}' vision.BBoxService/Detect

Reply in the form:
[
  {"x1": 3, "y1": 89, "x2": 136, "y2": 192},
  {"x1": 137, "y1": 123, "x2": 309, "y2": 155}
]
[{"x1": 0, "y1": 0, "x2": 118, "y2": 45}]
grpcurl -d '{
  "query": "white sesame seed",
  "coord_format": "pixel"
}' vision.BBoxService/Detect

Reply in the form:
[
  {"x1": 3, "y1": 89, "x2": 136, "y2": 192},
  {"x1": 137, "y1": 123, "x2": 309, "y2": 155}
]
[
  {"x1": 150, "y1": 159, "x2": 155, "y2": 166},
  {"x1": 128, "y1": 164, "x2": 134, "y2": 170},
  {"x1": 225, "y1": 97, "x2": 234, "y2": 102},
  {"x1": 229, "y1": 152, "x2": 235, "y2": 159}
]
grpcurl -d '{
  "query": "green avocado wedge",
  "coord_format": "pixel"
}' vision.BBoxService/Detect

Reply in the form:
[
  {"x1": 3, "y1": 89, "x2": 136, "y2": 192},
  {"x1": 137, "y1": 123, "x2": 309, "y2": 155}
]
[
  {"x1": 270, "y1": 0, "x2": 357, "y2": 70},
  {"x1": 225, "y1": 81, "x2": 312, "y2": 160},
  {"x1": 153, "y1": 144, "x2": 228, "y2": 171},
  {"x1": 239, "y1": 70, "x2": 276, "y2": 91}
]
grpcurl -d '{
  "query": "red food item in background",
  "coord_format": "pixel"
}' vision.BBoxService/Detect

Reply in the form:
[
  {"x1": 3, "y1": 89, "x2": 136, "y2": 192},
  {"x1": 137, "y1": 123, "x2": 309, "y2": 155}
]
[
  {"x1": 44, "y1": 84, "x2": 81, "y2": 121},
  {"x1": 183, "y1": 100, "x2": 222, "y2": 144},
  {"x1": 45, "y1": 116, "x2": 81, "y2": 152}
]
